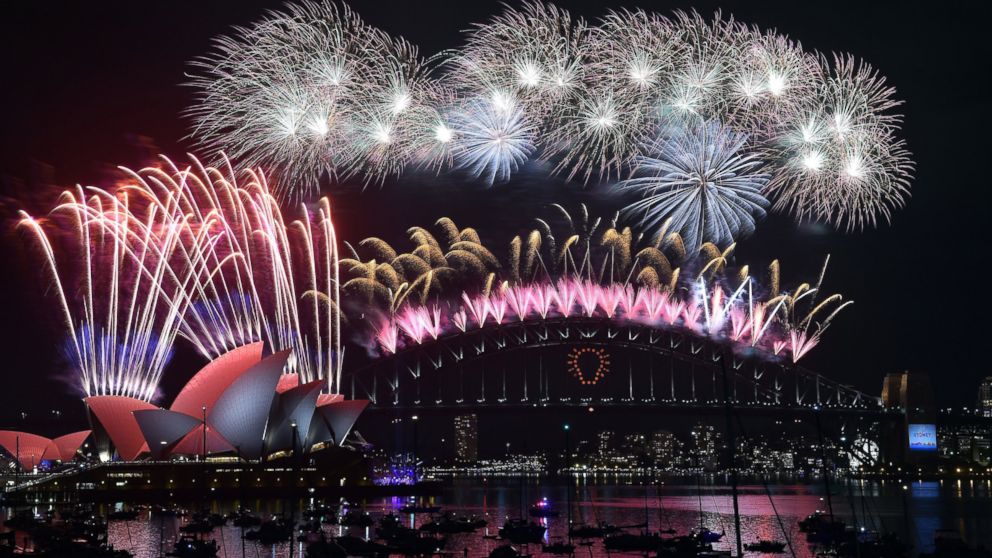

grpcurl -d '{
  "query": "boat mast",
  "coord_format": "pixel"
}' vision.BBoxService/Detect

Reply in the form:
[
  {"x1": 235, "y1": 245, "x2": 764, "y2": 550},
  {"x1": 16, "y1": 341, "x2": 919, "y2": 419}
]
[
  {"x1": 564, "y1": 423, "x2": 572, "y2": 544},
  {"x1": 813, "y1": 407, "x2": 835, "y2": 521},
  {"x1": 720, "y1": 352, "x2": 744, "y2": 557}
]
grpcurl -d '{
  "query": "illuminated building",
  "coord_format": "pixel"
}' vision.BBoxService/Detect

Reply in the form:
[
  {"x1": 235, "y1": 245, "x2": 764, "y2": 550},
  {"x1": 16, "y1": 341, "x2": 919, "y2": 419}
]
[
  {"x1": 938, "y1": 422, "x2": 991, "y2": 465},
  {"x1": 879, "y1": 370, "x2": 937, "y2": 465},
  {"x1": 0, "y1": 430, "x2": 91, "y2": 471},
  {"x1": 622, "y1": 433, "x2": 646, "y2": 453},
  {"x1": 690, "y1": 423, "x2": 723, "y2": 470},
  {"x1": 454, "y1": 414, "x2": 478, "y2": 463},
  {"x1": 597, "y1": 430, "x2": 615, "y2": 454},
  {"x1": 82, "y1": 345, "x2": 368, "y2": 463},
  {"x1": 649, "y1": 430, "x2": 681, "y2": 467},
  {"x1": 979, "y1": 377, "x2": 992, "y2": 417}
]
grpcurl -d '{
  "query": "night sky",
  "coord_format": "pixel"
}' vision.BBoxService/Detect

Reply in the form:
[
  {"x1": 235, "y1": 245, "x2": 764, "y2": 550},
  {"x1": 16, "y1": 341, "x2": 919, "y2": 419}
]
[{"x1": 1, "y1": 1, "x2": 989, "y2": 431}]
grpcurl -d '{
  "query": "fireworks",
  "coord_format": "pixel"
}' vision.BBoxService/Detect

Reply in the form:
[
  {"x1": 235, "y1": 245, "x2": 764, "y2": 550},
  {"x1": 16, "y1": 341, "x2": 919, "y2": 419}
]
[
  {"x1": 186, "y1": 1, "x2": 439, "y2": 198},
  {"x1": 20, "y1": 156, "x2": 344, "y2": 400},
  {"x1": 340, "y1": 217, "x2": 501, "y2": 311},
  {"x1": 343, "y1": 207, "x2": 849, "y2": 364},
  {"x1": 765, "y1": 55, "x2": 913, "y2": 229},
  {"x1": 18, "y1": 188, "x2": 197, "y2": 400},
  {"x1": 340, "y1": 204, "x2": 714, "y2": 312},
  {"x1": 372, "y1": 272, "x2": 848, "y2": 365},
  {"x1": 619, "y1": 119, "x2": 770, "y2": 250},
  {"x1": 24, "y1": 2, "x2": 892, "y2": 401},
  {"x1": 449, "y1": 98, "x2": 537, "y2": 184},
  {"x1": 186, "y1": 1, "x2": 912, "y2": 237}
]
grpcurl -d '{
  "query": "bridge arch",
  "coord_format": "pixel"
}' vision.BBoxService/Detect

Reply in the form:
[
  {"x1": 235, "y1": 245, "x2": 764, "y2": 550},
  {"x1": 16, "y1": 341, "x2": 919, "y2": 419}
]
[{"x1": 345, "y1": 318, "x2": 881, "y2": 413}]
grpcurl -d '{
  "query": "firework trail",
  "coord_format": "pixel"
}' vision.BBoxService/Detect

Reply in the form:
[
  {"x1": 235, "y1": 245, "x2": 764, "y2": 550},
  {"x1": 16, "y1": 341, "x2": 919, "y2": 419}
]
[
  {"x1": 124, "y1": 156, "x2": 344, "y2": 390},
  {"x1": 187, "y1": 1, "x2": 912, "y2": 236},
  {"x1": 20, "y1": 155, "x2": 345, "y2": 400},
  {"x1": 341, "y1": 206, "x2": 848, "y2": 364},
  {"x1": 19, "y1": 186, "x2": 207, "y2": 400},
  {"x1": 373, "y1": 274, "x2": 847, "y2": 365}
]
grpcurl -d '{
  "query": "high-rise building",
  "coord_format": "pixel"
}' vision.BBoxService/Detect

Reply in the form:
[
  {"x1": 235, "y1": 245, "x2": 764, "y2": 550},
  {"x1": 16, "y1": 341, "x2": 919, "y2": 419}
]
[
  {"x1": 939, "y1": 423, "x2": 992, "y2": 465},
  {"x1": 621, "y1": 433, "x2": 646, "y2": 454},
  {"x1": 979, "y1": 377, "x2": 992, "y2": 417},
  {"x1": 597, "y1": 430, "x2": 615, "y2": 455},
  {"x1": 690, "y1": 423, "x2": 723, "y2": 470},
  {"x1": 453, "y1": 414, "x2": 478, "y2": 462},
  {"x1": 879, "y1": 370, "x2": 938, "y2": 466},
  {"x1": 649, "y1": 430, "x2": 681, "y2": 467},
  {"x1": 881, "y1": 372, "x2": 903, "y2": 408}
]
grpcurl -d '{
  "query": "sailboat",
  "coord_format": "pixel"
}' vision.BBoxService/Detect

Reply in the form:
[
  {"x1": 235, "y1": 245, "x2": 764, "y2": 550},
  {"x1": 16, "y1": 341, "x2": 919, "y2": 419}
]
[{"x1": 528, "y1": 497, "x2": 560, "y2": 518}]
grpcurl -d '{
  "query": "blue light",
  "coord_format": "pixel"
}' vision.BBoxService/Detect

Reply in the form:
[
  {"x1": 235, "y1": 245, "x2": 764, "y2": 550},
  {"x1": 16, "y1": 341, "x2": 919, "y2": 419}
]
[{"x1": 908, "y1": 424, "x2": 938, "y2": 452}]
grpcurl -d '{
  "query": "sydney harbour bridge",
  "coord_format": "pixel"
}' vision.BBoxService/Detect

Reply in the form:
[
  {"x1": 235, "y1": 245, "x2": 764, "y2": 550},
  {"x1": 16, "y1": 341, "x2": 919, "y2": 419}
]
[
  {"x1": 344, "y1": 317, "x2": 902, "y2": 467},
  {"x1": 345, "y1": 317, "x2": 888, "y2": 418}
]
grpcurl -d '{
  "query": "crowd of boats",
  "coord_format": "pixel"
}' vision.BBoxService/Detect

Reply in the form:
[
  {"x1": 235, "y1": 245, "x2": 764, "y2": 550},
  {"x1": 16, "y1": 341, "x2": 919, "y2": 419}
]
[
  {"x1": 3, "y1": 496, "x2": 992, "y2": 557},
  {"x1": 0, "y1": 505, "x2": 129, "y2": 557}
]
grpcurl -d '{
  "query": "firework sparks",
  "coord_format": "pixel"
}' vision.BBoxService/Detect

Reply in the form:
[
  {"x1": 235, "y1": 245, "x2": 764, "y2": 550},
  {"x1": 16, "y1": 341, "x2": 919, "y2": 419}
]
[
  {"x1": 766, "y1": 55, "x2": 913, "y2": 230},
  {"x1": 19, "y1": 188, "x2": 204, "y2": 400},
  {"x1": 344, "y1": 208, "x2": 847, "y2": 365},
  {"x1": 186, "y1": 1, "x2": 439, "y2": 197},
  {"x1": 21, "y1": 155, "x2": 345, "y2": 399},
  {"x1": 372, "y1": 274, "x2": 846, "y2": 365},
  {"x1": 618, "y1": 119, "x2": 770, "y2": 251},
  {"x1": 186, "y1": 2, "x2": 912, "y2": 237},
  {"x1": 450, "y1": 98, "x2": 537, "y2": 184}
]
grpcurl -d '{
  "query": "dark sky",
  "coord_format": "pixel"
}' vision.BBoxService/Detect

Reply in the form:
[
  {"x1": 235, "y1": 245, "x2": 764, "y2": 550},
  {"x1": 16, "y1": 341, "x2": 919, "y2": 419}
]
[{"x1": 1, "y1": 1, "x2": 989, "y2": 431}]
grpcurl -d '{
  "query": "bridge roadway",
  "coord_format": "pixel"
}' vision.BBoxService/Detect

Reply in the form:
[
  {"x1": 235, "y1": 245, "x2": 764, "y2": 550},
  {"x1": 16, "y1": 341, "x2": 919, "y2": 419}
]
[
  {"x1": 361, "y1": 400, "x2": 903, "y2": 419},
  {"x1": 346, "y1": 319, "x2": 884, "y2": 415}
]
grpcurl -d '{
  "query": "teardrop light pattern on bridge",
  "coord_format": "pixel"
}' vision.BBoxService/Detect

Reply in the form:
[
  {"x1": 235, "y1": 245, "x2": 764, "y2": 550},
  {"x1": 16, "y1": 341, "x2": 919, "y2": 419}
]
[{"x1": 568, "y1": 347, "x2": 611, "y2": 385}]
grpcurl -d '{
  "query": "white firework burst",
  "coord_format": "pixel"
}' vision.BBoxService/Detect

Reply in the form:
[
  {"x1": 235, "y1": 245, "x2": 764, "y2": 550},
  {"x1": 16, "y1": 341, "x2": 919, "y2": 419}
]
[
  {"x1": 445, "y1": 1, "x2": 591, "y2": 125},
  {"x1": 724, "y1": 30, "x2": 822, "y2": 134},
  {"x1": 187, "y1": 0, "x2": 438, "y2": 197},
  {"x1": 767, "y1": 54, "x2": 913, "y2": 230},
  {"x1": 619, "y1": 119, "x2": 770, "y2": 250},
  {"x1": 449, "y1": 98, "x2": 537, "y2": 184},
  {"x1": 185, "y1": 1, "x2": 913, "y2": 233},
  {"x1": 545, "y1": 90, "x2": 647, "y2": 182}
]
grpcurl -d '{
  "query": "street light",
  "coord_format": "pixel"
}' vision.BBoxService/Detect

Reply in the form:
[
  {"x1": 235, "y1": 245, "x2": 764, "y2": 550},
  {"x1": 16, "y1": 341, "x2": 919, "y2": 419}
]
[
  {"x1": 201, "y1": 405, "x2": 208, "y2": 462},
  {"x1": 291, "y1": 421, "x2": 298, "y2": 455},
  {"x1": 412, "y1": 415, "x2": 420, "y2": 483},
  {"x1": 563, "y1": 423, "x2": 572, "y2": 540},
  {"x1": 562, "y1": 424, "x2": 571, "y2": 467}
]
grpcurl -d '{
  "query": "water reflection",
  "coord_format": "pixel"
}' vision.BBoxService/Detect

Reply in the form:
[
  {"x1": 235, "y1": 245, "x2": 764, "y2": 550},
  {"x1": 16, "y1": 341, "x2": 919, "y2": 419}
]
[{"x1": 3, "y1": 478, "x2": 991, "y2": 557}]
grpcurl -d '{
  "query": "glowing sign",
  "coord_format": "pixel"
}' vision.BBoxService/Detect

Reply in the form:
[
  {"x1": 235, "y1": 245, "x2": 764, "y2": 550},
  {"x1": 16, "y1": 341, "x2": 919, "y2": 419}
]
[
  {"x1": 567, "y1": 347, "x2": 610, "y2": 385},
  {"x1": 907, "y1": 424, "x2": 937, "y2": 452}
]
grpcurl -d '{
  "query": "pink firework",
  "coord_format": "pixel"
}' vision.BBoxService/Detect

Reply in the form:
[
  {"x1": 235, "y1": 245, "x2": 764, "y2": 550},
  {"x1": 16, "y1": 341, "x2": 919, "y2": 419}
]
[
  {"x1": 789, "y1": 331, "x2": 820, "y2": 363},
  {"x1": 575, "y1": 281, "x2": 601, "y2": 317},
  {"x1": 729, "y1": 307, "x2": 749, "y2": 342},
  {"x1": 504, "y1": 286, "x2": 533, "y2": 322},
  {"x1": 372, "y1": 276, "x2": 845, "y2": 364},
  {"x1": 376, "y1": 322, "x2": 400, "y2": 354}
]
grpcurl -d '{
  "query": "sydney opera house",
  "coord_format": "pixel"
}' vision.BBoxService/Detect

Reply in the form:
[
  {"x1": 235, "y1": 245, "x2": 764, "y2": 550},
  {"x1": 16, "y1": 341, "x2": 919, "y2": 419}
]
[{"x1": 0, "y1": 343, "x2": 368, "y2": 473}]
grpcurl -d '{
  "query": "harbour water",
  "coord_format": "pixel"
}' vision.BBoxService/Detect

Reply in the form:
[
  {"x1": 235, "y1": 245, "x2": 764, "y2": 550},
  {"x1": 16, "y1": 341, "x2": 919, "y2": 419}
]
[{"x1": 5, "y1": 477, "x2": 992, "y2": 556}]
